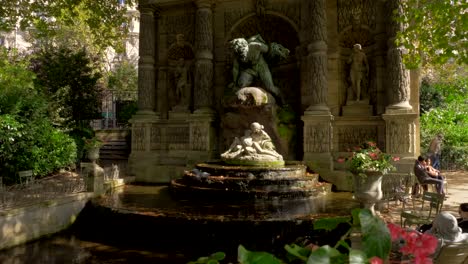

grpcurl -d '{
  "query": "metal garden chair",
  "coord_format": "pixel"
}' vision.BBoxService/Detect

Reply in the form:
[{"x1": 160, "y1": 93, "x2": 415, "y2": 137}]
[{"x1": 400, "y1": 191, "x2": 444, "y2": 228}]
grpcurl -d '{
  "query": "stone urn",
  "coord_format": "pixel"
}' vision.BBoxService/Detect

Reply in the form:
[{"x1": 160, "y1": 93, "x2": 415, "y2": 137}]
[
  {"x1": 87, "y1": 147, "x2": 100, "y2": 163},
  {"x1": 352, "y1": 170, "x2": 384, "y2": 215}
]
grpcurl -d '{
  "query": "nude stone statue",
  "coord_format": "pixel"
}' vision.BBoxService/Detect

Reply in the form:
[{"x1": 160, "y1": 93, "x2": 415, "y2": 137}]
[
  {"x1": 347, "y1": 44, "x2": 369, "y2": 102},
  {"x1": 221, "y1": 122, "x2": 283, "y2": 164},
  {"x1": 229, "y1": 34, "x2": 289, "y2": 106},
  {"x1": 173, "y1": 58, "x2": 189, "y2": 106}
]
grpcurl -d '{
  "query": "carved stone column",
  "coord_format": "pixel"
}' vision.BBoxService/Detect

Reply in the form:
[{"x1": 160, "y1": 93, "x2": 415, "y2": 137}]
[
  {"x1": 193, "y1": 0, "x2": 214, "y2": 113},
  {"x1": 385, "y1": 0, "x2": 412, "y2": 111},
  {"x1": 305, "y1": 0, "x2": 329, "y2": 114},
  {"x1": 383, "y1": 0, "x2": 418, "y2": 174},
  {"x1": 301, "y1": 0, "x2": 333, "y2": 176},
  {"x1": 136, "y1": 4, "x2": 158, "y2": 115}
]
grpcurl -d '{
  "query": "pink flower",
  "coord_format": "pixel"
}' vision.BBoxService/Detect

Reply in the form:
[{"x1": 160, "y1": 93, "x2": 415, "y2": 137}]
[
  {"x1": 367, "y1": 141, "x2": 377, "y2": 147},
  {"x1": 337, "y1": 158, "x2": 346, "y2": 163},
  {"x1": 393, "y1": 156, "x2": 400, "y2": 161},
  {"x1": 387, "y1": 223, "x2": 406, "y2": 240},
  {"x1": 369, "y1": 152, "x2": 378, "y2": 160},
  {"x1": 369, "y1": 256, "x2": 383, "y2": 264}
]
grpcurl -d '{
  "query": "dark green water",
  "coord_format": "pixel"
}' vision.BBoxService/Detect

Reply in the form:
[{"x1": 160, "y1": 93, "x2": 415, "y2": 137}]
[{"x1": 0, "y1": 185, "x2": 358, "y2": 263}]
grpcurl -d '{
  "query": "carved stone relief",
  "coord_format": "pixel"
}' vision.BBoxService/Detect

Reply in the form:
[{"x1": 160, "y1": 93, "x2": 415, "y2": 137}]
[
  {"x1": 336, "y1": 126, "x2": 378, "y2": 152},
  {"x1": 191, "y1": 125, "x2": 208, "y2": 151},
  {"x1": 224, "y1": 9, "x2": 250, "y2": 34},
  {"x1": 150, "y1": 126, "x2": 162, "y2": 150},
  {"x1": 308, "y1": 55, "x2": 327, "y2": 105},
  {"x1": 304, "y1": 124, "x2": 330, "y2": 153},
  {"x1": 137, "y1": 67, "x2": 155, "y2": 111},
  {"x1": 388, "y1": 121, "x2": 410, "y2": 154},
  {"x1": 132, "y1": 126, "x2": 146, "y2": 151},
  {"x1": 195, "y1": 8, "x2": 213, "y2": 52},
  {"x1": 337, "y1": 0, "x2": 376, "y2": 33},
  {"x1": 387, "y1": 47, "x2": 410, "y2": 104},
  {"x1": 167, "y1": 126, "x2": 190, "y2": 150},
  {"x1": 268, "y1": 1, "x2": 301, "y2": 28},
  {"x1": 162, "y1": 13, "x2": 195, "y2": 48}
]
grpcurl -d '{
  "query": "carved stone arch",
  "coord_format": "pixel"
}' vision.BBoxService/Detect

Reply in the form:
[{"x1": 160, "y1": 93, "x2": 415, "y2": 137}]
[
  {"x1": 166, "y1": 41, "x2": 195, "y2": 63},
  {"x1": 225, "y1": 12, "x2": 300, "y2": 57},
  {"x1": 338, "y1": 25, "x2": 375, "y2": 49}
]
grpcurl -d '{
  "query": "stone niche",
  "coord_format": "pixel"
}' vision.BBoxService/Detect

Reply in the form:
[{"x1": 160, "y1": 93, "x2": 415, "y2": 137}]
[{"x1": 130, "y1": 0, "x2": 420, "y2": 190}]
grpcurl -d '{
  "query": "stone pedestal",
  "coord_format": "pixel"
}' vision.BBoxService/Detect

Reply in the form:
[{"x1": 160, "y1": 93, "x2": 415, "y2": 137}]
[
  {"x1": 302, "y1": 113, "x2": 334, "y2": 173},
  {"x1": 84, "y1": 163, "x2": 105, "y2": 196},
  {"x1": 342, "y1": 101, "x2": 373, "y2": 116},
  {"x1": 382, "y1": 108, "x2": 418, "y2": 173},
  {"x1": 187, "y1": 112, "x2": 217, "y2": 165}
]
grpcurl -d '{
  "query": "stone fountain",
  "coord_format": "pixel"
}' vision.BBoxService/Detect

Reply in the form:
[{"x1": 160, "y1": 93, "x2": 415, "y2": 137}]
[{"x1": 171, "y1": 121, "x2": 331, "y2": 202}]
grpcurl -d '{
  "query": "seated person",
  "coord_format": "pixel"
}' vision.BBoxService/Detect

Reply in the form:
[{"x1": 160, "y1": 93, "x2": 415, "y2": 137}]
[
  {"x1": 419, "y1": 203, "x2": 468, "y2": 233},
  {"x1": 414, "y1": 155, "x2": 445, "y2": 195},
  {"x1": 425, "y1": 212, "x2": 468, "y2": 259},
  {"x1": 424, "y1": 157, "x2": 445, "y2": 180},
  {"x1": 458, "y1": 203, "x2": 468, "y2": 233}
]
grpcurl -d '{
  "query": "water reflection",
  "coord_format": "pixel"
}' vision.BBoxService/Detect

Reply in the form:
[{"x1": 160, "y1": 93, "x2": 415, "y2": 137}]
[
  {"x1": 0, "y1": 185, "x2": 359, "y2": 263},
  {"x1": 97, "y1": 185, "x2": 359, "y2": 221}
]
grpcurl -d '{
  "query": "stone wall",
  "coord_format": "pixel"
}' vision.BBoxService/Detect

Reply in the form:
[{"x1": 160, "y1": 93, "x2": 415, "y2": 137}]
[
  {"x1": 0, "y1": 193, "x2": 93, "y2": 250},
  {"x1": 131, "y1": 0, "x2": 420, "y2": 187}
]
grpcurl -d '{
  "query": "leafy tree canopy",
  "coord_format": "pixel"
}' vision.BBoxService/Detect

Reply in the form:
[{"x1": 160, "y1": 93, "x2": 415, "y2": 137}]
[
  {"x1": 397, "y1": 0, "x2": 468, "y2": 68},
  {"x1": 0, "y1": 0, "x2": 137, "y2": 53}
]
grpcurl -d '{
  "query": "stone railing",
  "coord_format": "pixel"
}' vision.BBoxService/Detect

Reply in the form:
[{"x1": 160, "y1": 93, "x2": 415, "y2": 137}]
[{"x1": 0, "y1": 173, "x2": 86, "y2": 211}]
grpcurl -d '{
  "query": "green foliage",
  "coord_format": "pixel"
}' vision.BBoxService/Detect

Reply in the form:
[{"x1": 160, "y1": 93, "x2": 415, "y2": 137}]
[
  {"x1": 0, "y1": 0, "x2": 137, "y2": 53},
  {"x1": 107, "y1": 60, "x2": 138, "y2": 93},
  {"x1": 341, "y1": 141, "x2": 397, "y2": 175},
  {"x1": 420, "y1": 76, "x2": 468, "y2": 169},
  {"x1": 237, "y1": 245, "x2": 282, "y2": 264},
  {"x1": 420, "y1": 79, "x2": 444, "y2": 115},
  {"x1": 116, "y1": 101, "x2": 138, "y2": 125},
  {"x1": 31, "y1": 46, "x2": 102, "y2": 130},
  {"x1": 190, "y1": 209, "x2": 392, "y2": 264},
  {"x1": 188, "y1": 252, "x2": 226, "y2": 264},
  {"x1": 396, "y1": 0, "x2": 468, "y2": 67},
  {"x1": 0, "y1": 48, "x2": 77, "y2": 182}
]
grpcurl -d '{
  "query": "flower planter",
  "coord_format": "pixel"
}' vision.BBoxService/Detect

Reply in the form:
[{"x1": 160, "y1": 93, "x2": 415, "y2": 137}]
[{"x1": 353, "y1": 170, "x2": 383, "y2": 215}]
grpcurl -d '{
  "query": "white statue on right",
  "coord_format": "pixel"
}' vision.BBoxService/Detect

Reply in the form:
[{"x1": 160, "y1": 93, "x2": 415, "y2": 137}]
[
  {"x1": 347, "y1": 43, "x2": 369, "y2": 102},
  {"x1": 221, "y1": 122, "x2": 283, "y2": 165}
]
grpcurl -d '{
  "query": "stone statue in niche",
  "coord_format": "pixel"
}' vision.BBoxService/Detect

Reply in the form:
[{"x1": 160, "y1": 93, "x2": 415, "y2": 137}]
[
  {"x1": 347, "y1": 43, "x2": 369, "y2": 103},
  {"x1": 172, "y1": 58, "x2": 190, "y2": 108},
  {"x1": 228, "y1": 34, "x2": 289, "y2": 106},
  {"x1": 221, "y1": 122, "x2": 284, "y2": 165},
  {"x1": 168, "y1": 34, "x2": 194, "y2": 111}
]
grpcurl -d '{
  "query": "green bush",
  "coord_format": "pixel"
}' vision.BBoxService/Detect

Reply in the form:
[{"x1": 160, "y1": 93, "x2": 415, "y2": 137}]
[
  {"x1": 0, "y1": 48, "x2": 77, "y2": 183},
  {"x1": 420, "y1": 77, "x2": 468, "y2": 170},
  {"x1": 31, "y1": 46, "x2": 103, "y2": 129}
]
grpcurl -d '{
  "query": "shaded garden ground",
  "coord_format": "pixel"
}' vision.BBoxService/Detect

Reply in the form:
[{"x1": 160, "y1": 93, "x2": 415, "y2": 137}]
[{"x1": 379, "y1": 170, "x2": 468, "y2": 225}]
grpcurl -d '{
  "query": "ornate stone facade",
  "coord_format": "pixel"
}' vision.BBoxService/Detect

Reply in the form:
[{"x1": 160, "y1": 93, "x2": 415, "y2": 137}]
[{"x1": 130, "y1": 0, "x2": 420, "y2": 188}]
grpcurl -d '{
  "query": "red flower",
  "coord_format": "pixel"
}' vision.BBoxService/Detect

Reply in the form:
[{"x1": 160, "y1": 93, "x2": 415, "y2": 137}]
[
  {"x1": 393, "y1": 157, "x2": 400, "y2": 161},
  {"x1": 369, "y1": 152, "x2": 378, "y2": 160},
  {"x1": 369, "y1": 256, "x2": 383, "y2": 264},
  {"x1": 337, "y1": 158, "x2": 346, "y2": 163}
]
